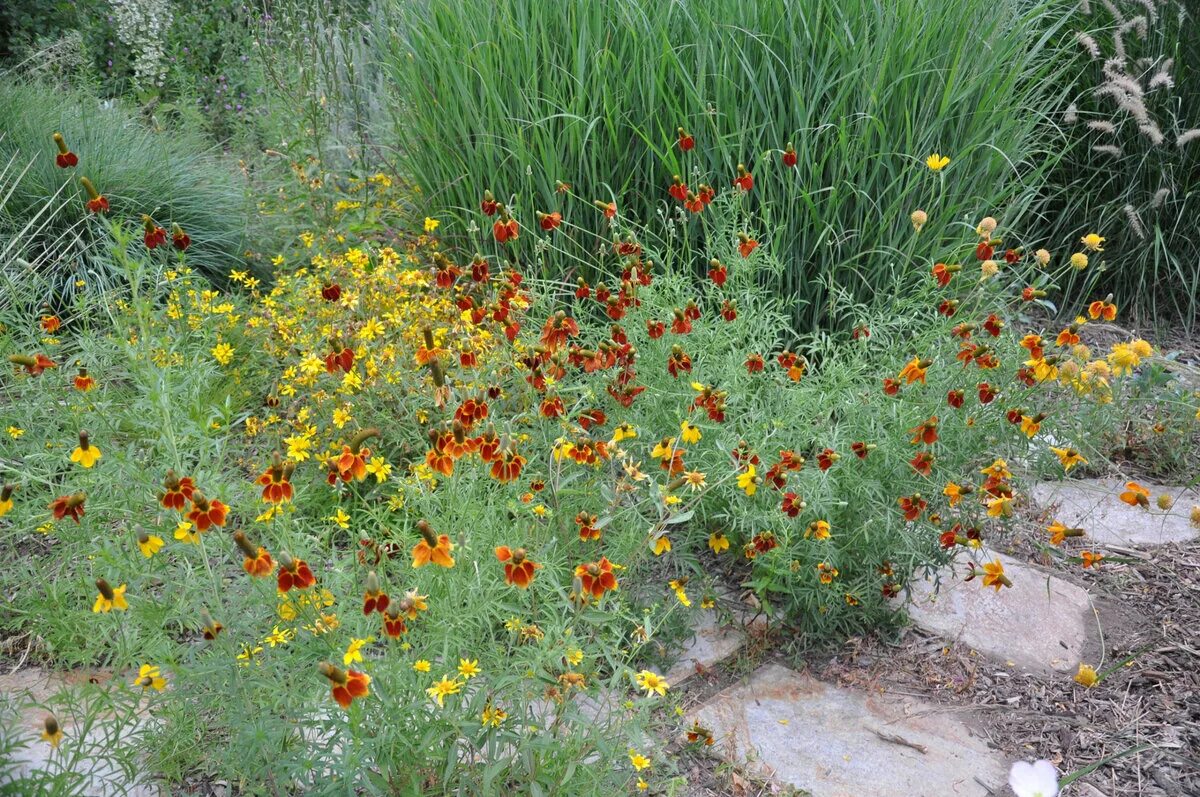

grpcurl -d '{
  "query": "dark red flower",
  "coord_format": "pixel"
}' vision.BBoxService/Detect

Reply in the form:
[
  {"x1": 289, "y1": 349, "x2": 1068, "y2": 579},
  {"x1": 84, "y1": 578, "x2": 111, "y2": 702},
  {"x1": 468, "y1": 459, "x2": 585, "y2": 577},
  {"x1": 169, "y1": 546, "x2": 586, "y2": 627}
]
[
  {"x1": 781, "y1": 143, "x2": 797, "y2": 168},
  {"x1": 708, "y1": 259, "x2": 728, "y2": 286},
  {"x1": 745, "y1": 353, "x2": 765, "y2": 373},
  {"x1": 732, "y1": 163, "x2": 753, "y2": 191},
  {"x1": 172, "y1": 224, "x2": 191, "y2": 251},
  {"x1": 677, "y1": 128, "x2": 695, "y2": 151},
  {"x1": 53, "y1": 133, "x2": 77, "y2": 168},
  {"x1": 947, "y1": 389, "x2": 965, "y2": 408}
]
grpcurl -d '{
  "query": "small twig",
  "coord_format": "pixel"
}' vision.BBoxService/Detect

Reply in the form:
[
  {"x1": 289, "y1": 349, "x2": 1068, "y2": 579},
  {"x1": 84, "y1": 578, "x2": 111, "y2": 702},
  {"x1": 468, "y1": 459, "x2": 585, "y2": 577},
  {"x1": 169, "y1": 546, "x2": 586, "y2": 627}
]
[{"x1": 867, "y1": 726, "x2": 927, "y2": 754}]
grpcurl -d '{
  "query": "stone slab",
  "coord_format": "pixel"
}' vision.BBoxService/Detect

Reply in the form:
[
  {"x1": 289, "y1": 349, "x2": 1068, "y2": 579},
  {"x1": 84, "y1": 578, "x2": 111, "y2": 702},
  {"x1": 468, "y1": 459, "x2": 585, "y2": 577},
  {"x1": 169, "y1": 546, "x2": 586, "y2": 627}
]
[
  {"x1": 665, "y1": 610, "x2": 747, "y2": 686},
  {"x1": 1031, "y1": 478, "x2": 1198, "y2": 547},
  {"x1": 905, "y1": 554, "x2": 1089, "y2": 673},
  {"x1": 688, "y1": 663, "x2": 1006, "y2": 797},
  {"x1": 0, "y1": 667, "x2": 162, "y2": 797}
]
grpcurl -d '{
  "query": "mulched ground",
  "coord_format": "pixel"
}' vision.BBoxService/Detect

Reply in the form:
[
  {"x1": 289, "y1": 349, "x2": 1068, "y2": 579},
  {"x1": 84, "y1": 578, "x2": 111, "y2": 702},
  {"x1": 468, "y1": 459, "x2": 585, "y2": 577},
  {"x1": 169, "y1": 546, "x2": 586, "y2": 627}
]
[
  {"x1": 669, "y1": 536, "x2": 1199, "y2": 797},
  {"x1": 813, "y1": 538, "x2": 1200, "y2": 797}
]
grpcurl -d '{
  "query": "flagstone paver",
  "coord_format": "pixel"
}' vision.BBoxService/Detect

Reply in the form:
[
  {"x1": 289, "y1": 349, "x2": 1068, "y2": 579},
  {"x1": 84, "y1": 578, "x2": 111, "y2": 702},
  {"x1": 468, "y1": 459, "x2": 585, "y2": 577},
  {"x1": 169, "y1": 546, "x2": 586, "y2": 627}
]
[
  {"x1": 904, "y1": 553, "x2": 1090, "y2": 673},
  {"x1": 0, "y1": 667, "x2": 162, "y2": 797},
  {"x1": 688, "y1": 663, "x2": 1006, "y2": 797},
  {"x1": 1031, "y1": 478, "x2": 1198, "y2": 547},
  {"x1": 665, "y1": 610, "x2": 755, "y2": 686}
]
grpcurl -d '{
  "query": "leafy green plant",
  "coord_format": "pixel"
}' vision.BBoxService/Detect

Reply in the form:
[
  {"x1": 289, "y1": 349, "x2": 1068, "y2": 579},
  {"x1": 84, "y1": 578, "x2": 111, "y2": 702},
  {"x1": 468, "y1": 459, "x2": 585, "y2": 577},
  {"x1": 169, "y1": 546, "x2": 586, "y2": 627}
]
[
  {"x1": 378, "y1": 0, "x2": 1077, "y2": 332},
  {"x1": 0, "y1": 81, "x2": 250, "y2": 301}
]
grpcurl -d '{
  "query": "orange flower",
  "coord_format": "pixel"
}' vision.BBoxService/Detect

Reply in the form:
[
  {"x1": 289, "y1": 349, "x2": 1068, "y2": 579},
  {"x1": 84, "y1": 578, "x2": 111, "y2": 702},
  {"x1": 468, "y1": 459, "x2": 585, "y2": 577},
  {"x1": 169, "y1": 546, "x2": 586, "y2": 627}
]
[
  {"x1": 257, "y1": 454, "x2": 295, "y2": 504},
  {"x1": 908, "y1": 416, "x2": 939, "y2": 445},
  {"x1": 9, "y1": 353, "x2": 57, "y2": 375},
  {"x1": 575, "y1": 511, "x2": 601, "y2": 541},
  {"x1": 979, "y1": 559, "x2": 1012, "y2": 591},
  {"x1": 574, "y1": 557, "x2": 619, "y2": 600},
  {"x1": 737, "y1": 232, "x2": 758, "y2": 258},
  {"x1": 490, "y1": 447, "x2": 526, "y2": 483},
  {"x1": 536, "y1": 211, "x2": 562, "y2": 231},
  {"x1": 1047, "y1": 520, "x2": 1085, "y2": 545},
  {"x1": 1087, "y1": 298, "x2": 1117, "y2": 321},
  {"x1": 159, "y1": 470, "x2": 196, "y2": 511},
  {"x1": 334, "y1": 428, "x2": 380, "y2": 482},
  {"x1": 186, "y1": 491, "x2": 228, "y2": 532},
  {"x1": 73, "y1": 365, "x2": 96, "y2": 392},
  {"x1": 909, "y1": 451, "x2": 935, "y2": 476},
  {"x1": 40, "y1": 315, "x2": 61, "y2": 333},
  {"x1": 1081, "y1": 550, "x2": 1104, "y2": 569},
  {"x1": 319, "y1": 662, "x2": 370, "y2": 709},
  {"x1": 898, "y1": 357, "x2": 931, "y2": 385},
  {"x1": 495, "y1": 546, "x2": 542, "y2": 588},
  {"x1": 80, "y1": 176, "x2": 109, "y2": 213},
  {"x1": 49, "y1": 492, "x2": 86, "y2": 523},
  {"x1": 412, "y1": 519, "x2": 455, "y2": 568},
  {"x1": 234, "y1": 531, "x2": 275, "y2": 577},
  {"x1": 1118, "y1": 481, "x2": 1150, "y2": 508},
  {"x1": 276, "y1": 552, "x2": 316, "y2": 593}
]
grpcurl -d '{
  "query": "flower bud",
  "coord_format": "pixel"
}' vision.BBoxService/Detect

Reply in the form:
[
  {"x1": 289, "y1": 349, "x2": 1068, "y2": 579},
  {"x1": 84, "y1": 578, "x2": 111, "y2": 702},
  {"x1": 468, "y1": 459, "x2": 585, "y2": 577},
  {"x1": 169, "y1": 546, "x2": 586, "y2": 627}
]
[
  {"x1": 416, "y1": 519, "x2": 437, "y2": 547},
  {"x1": 233, "y1": 530, "x2": 258, "y2": 558},
  {"x1": 910, "y1": 209, "x2": 927, "y2": 232}
]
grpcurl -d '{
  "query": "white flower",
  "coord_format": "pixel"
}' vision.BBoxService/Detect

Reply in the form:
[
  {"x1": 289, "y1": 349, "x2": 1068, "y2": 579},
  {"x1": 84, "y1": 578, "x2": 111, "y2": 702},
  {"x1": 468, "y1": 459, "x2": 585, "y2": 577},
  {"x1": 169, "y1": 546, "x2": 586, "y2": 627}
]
[{"x1": 1009, "y1": 760, "x2": 1059, "y2": 797}]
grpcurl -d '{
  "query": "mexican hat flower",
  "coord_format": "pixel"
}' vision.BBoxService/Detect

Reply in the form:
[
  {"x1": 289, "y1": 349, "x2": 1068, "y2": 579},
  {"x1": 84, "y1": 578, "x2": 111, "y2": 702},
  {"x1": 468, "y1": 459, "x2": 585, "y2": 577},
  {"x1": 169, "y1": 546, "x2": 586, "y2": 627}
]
[
  {"x1": 41, "y1": 715, "x2": 63, "y2": 748},
  {"x1": 362, "y1": 571, "x2": 390, "y2": 615},
  {"x1": 132, "y1": 664, "x2": 167, "y2": 692},
  {"x1": 0, "y1": 484, "x2": 14, "y2": 518},
  {"x1": 234, "y1": 530, "x2": 275, "y2": 577},
  {"x1": 319, "y1": 662, "x2": 370, "y2": 709},
  {"x1": 70, "y1": 430, "x2": 101, "y2": 468},
  {"x1": 257, "y1": 453, "x2": 295, "y2": 504},
  {"x1": 412, "y1": 519, "x2": 455, "y2": 568},
  {"x1": 92, "y1": 578, "x2": 128, "y2": 613},
  {"x1": 142, "y1": 215, "x2": 167, "y2": 249},
  {"x1": 574, "y1": 557, "x2": 619, "y2": 601},
  {"x1": 496, "y1": 546, "x2": 541, "y2": 587},
  {"x1": 79, "y1": 176, "x2": 109, "y2": 213},
  {"x1": 49, "y1": 492, "x2": 86, "y2": 523},
  {"x1": 171, "y1": 223, "x2": 191, "y2": 251},
  {"x1": 276, "y1": 551, "x2": 317, "y2": 593},
  {"x1": 52, "y1": 133, "x2": 78, "y2": 168},
  {"x1": 159, "y1": 470, "x2": 196, "y2": 511},
  {"x1": 186, "y1": 491, "x2": 228, "y2": 532}
]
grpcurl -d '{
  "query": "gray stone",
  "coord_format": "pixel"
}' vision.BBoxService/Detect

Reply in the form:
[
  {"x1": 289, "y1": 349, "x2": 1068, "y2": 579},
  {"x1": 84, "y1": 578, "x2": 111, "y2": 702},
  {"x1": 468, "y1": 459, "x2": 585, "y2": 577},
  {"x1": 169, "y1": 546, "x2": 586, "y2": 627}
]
[
  {"x1": 688, "y1": 663, "x2": 1006, "y2": 797},
  {"x1": 1031, "y1": 478, "x2": 1198, "y2": 547},
  {"x1": 0, "y1": 667, "x2": 162, "y2": 797},
  {"x1": 905, "y1": 554, "x2": 1090, "y2": 673},
  {"x1": 665, "y1": 610, "x2": 748, "y2": 686}
]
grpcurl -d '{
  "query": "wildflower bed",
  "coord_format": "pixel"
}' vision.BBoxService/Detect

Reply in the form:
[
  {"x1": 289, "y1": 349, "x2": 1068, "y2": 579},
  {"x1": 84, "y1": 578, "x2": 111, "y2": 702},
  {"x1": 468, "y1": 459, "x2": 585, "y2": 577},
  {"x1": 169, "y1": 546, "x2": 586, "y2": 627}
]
[{"x1": 1, "y1": 132, "x2": 1198, "y2": 795}]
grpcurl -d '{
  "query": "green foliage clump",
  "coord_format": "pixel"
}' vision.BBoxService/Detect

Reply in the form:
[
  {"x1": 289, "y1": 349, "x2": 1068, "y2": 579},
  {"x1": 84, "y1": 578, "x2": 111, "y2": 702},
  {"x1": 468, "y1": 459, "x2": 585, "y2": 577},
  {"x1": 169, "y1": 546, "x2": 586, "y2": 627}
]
[{"x1": 0, "y1": 81, "x2": 249, "y2": 300}]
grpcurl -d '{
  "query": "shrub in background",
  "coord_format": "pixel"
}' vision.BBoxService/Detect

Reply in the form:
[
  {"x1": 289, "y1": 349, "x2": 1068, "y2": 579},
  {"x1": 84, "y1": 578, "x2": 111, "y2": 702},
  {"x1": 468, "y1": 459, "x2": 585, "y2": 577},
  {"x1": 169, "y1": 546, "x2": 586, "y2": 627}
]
[
  {"x1": 379, "y1": 0, "x2": 1075, "y2": 332},
  {"x1": 1046, "y1": 0, "x2": 1199, "y2": 328},
  {"x1": 0, "y1": 81, "x2": 249, "y2": 301}
]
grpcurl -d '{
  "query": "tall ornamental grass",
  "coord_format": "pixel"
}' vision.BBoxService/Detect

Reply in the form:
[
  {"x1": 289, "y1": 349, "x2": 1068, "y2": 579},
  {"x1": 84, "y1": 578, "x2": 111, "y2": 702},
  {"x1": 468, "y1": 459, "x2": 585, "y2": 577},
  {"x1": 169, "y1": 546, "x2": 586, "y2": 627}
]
[
  {"x1": 0, "y1": 82, "x2": 249, "y2": 302},
  {"x1": 1042, "y1": 0, "x2": 1199, "y2": 330},
  {"x1": 379, "y1": 0, "x2": 1074, "y2": 331}
]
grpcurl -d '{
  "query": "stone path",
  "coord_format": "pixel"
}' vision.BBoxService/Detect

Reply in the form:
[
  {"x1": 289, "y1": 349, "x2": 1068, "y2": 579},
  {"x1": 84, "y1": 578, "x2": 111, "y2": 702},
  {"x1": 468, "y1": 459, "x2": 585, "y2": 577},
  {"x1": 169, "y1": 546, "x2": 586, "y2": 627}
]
[
  {"x1": 676, "y1": 477, "x2": 1197, "y2": 794},
  {"x1": 687, "y1": 663, "x2": 1007, "y2": 797},
  {"x1": 1030, "y1": 477, "x2": 1198, "y2": 547},
  {"x1": 0, "y1": 667, "x2": 162, "y2": 797},
  {"x1": 904, "y1": 552, "x2": 1091, "y2": 673}
]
